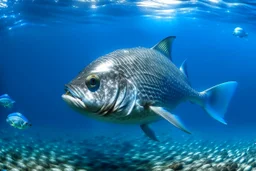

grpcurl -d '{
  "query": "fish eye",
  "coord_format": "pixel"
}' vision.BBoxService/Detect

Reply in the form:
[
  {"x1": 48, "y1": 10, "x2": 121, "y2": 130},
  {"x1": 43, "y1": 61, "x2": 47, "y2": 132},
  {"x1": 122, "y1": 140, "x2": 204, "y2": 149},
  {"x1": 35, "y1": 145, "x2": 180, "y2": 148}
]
[
  {"x1": 25, "y1": 122, "x2": 32, "y2": 126},
  {"x1": 85, "y1": 74, "x2": 100, "y2": 92}
]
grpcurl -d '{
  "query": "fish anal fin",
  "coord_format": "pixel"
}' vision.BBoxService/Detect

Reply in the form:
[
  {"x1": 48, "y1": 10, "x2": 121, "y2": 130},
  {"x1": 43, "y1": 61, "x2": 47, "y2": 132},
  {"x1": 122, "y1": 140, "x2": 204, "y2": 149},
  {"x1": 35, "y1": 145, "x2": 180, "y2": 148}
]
[
  {"x1": 140, "y1": 124, "x2": 159, "y2": 141},
  {"x1": 150, "y1": 106, "x2": 191, "y2": 134}
]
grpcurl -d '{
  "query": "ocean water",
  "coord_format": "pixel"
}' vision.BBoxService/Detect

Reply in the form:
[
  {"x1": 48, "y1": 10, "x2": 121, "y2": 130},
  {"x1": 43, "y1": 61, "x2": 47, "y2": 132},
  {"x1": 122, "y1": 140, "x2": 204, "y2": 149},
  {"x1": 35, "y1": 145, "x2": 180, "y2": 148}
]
[{"x1": 1, "y1": 0, "x2": 256, "y2": 170}]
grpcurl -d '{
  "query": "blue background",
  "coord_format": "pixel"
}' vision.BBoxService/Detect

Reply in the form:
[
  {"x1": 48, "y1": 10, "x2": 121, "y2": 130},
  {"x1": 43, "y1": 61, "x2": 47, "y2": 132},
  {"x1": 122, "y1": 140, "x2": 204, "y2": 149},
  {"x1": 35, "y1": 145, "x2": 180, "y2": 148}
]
[{"x1": 0, "y1": 1, "x2": 255, "y2": 139}]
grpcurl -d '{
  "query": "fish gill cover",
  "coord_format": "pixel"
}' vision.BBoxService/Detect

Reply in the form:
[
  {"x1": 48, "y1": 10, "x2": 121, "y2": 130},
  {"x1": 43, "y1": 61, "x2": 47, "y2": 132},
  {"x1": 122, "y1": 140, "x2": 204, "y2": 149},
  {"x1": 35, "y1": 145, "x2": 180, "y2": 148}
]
[{"x1": 0, "y1": 0, "x2": 256, "y2": 171}]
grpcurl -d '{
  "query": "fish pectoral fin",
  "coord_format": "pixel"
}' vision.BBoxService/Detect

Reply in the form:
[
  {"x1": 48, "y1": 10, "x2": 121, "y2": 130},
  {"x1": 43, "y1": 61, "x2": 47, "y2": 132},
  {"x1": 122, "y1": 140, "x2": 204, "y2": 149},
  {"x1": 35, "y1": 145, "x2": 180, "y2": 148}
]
[
  {"x1": 21, "y1": 122, "x2": 26, "y2": 127},
  {"x1": 11, "y1": 121, "x2": 15, "y2": 126},
  {"x1": 151, "y1": 36, "x2": 176, "y2": 61},
  {"x1": 150, "y1": 106, "x2": 191, "y2": 134},
  {"x1": 140, "y1": 124, "x2": 159, "y2": 142}
]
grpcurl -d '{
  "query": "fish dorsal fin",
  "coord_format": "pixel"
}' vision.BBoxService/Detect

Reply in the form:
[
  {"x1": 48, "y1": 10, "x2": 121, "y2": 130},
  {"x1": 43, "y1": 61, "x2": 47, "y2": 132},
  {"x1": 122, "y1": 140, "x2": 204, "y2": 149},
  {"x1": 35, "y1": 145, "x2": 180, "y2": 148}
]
[
  {"x1": 151, "y1": 36, "x2": 176, "y2": 61},
  {"x1": 180, "y1": 59, "x2": 189, "y2": 78}
]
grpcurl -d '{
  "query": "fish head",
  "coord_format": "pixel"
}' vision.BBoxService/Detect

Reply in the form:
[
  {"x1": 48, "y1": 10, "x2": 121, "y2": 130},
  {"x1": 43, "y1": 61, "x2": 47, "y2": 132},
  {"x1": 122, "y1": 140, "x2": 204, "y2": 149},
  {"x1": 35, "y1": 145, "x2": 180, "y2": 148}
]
[
  {"x1": 23, "y1": 122, "x2": 32, "y2": 129},
  {"x1": 62, "y1": 58, "x2": 136, "y2": 118},
  {"x1": 16, "y1": 121, "x2": 32, "y2": 129}
]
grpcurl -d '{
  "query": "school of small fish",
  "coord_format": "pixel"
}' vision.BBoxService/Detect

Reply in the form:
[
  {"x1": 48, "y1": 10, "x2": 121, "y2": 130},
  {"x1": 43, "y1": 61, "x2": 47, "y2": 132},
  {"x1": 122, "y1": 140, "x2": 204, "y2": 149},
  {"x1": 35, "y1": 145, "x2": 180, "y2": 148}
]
[{"x1": 0, "y1": 94, "x2": 31, "y2": 130}]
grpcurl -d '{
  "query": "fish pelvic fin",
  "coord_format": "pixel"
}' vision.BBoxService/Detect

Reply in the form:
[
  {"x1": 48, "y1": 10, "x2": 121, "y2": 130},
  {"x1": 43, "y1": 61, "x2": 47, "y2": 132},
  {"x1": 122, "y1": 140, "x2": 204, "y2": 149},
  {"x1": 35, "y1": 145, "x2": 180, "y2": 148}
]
[
  {"x1": 140, "y1": 124, "x2": 159, "y2": 141},
  {"x1": 150, "y1": 106, "x2": 191, "y2": 134},
  {"x1": 198, "y1": 81, "x2": 238, "y2": 125},
  {"x1": 151, "y1": 36, "x2": 176, "y2": 61}
]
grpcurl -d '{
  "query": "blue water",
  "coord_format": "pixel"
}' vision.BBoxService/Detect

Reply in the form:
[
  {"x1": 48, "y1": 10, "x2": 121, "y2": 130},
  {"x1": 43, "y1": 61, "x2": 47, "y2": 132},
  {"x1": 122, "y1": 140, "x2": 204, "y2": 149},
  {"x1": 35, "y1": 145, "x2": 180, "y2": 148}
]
[{"x1": 1, "y1": 0, "x2": 256, "y2": 170}]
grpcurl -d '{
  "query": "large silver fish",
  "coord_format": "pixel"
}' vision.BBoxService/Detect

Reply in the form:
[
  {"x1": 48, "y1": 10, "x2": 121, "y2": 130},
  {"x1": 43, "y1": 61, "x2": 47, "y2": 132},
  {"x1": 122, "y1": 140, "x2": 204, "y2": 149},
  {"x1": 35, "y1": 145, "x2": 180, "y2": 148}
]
[{"x1": 62, "y1": 36, "x2": 237, "y2": 141}]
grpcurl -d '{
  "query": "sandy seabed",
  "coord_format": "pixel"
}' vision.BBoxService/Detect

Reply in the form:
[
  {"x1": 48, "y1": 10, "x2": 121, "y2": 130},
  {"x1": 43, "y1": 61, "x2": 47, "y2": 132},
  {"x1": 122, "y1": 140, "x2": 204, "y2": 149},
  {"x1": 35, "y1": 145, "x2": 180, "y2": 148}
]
[{"x1": 0, "y1": 129, "x2": 255, "y2": 171}]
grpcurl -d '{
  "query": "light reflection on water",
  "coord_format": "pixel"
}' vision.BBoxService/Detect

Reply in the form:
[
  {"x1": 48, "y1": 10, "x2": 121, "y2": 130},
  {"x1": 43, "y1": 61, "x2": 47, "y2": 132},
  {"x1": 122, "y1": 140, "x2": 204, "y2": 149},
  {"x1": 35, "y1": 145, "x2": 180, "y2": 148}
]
[{"x1": 0, "y1": 0, "x2": 256, "y2": 31}]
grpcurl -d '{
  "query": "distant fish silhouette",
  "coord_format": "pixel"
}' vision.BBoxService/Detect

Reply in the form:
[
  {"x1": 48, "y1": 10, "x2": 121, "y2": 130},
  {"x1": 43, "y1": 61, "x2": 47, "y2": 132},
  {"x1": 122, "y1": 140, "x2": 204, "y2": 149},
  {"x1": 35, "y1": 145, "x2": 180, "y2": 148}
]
[
  {"x1": 233, "y1": 27, "x2": 248, "y2": 38},
  {"x1": 0, "y1": 94, "x2": 15, "y2": 108},
  {"x1": 6, "y1": 112, "x2": 32, "y2": 130}
]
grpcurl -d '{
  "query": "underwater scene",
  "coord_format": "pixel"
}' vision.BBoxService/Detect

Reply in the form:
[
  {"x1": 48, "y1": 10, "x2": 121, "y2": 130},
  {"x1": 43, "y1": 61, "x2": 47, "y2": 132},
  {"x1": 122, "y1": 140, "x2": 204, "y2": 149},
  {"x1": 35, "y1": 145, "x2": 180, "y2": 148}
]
[{"x1": 1, "y1": 0, "x2": 256, "y2": 171}]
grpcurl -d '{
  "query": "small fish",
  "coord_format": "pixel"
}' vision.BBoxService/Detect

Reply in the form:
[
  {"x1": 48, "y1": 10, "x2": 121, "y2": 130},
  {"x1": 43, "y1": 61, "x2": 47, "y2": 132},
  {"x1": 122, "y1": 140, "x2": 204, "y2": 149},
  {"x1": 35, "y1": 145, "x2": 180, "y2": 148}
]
[
  {"x1": 233, "y1": 27, "x2": 248, "y2": 38},
  {"x1": 0, "y1": 94, "x2": 15, "y2": 108},
  {"x1": 62, "y1": 36, "x2": 237, "y2": 141},
  {"x1": 6, "y1": 112, "x2": 32, "y2": 130}
]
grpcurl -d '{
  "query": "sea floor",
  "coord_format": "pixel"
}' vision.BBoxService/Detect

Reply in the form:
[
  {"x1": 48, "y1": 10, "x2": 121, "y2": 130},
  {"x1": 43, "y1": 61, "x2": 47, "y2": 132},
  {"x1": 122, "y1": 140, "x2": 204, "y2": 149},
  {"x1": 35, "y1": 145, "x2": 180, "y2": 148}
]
[{"x1": 1, "y1": 129, "x2": 256, "y2": 171}]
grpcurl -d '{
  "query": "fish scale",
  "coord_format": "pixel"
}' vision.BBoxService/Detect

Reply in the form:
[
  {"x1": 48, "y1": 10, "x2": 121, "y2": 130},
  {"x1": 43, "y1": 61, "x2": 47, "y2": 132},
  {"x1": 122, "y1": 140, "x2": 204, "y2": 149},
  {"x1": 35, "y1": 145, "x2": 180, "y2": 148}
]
[
  {"x1": 97, "y1": 47, "x2": 198, "y2": 108},
  {"x1": 77, "y1": 47, "x2": 198, "y2": 124}
]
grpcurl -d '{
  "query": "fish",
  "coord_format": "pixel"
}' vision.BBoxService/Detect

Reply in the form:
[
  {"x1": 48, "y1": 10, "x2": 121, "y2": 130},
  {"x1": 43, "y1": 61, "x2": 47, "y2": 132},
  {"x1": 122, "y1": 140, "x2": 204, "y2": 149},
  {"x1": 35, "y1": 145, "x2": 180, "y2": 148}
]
[
  {"x1": 6, "y1": 112, "x2": 32, "y2": 130},
  {"x1": 62, "y1": 36, "x2": 238, "y2": 141},
  {"x1": 0, "y1": 94, "x2": 15, "y2": 108},
  {"x1": 233, "y1": 27, "x2": 248, "y2": 38}
]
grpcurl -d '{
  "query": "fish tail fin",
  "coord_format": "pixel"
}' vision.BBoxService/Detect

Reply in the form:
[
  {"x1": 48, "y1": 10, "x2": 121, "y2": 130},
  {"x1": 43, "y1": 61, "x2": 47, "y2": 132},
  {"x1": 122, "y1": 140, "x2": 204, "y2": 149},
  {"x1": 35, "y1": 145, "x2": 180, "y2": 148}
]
[{"x1": 198, "y1": 81, "x2": 238, "y2": 124}]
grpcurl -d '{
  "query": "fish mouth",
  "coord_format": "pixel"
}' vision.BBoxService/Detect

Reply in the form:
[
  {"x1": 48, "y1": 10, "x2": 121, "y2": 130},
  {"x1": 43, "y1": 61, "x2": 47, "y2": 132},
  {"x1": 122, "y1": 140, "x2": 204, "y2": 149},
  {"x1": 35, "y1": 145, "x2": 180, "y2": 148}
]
[{"x1": 62, "y1": 84, "x2": 86, "y2": 109}]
